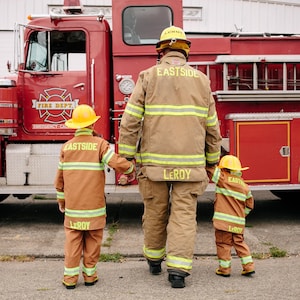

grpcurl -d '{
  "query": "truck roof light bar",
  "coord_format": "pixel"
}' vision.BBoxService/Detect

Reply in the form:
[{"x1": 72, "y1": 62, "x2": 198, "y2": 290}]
[{"x1": 28, "y1": 11, "x2": 105, "y2": 21}]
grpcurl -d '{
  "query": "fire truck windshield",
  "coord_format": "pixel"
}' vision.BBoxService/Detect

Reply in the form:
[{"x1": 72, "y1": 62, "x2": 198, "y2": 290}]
[
  {"x1": 26, "y1": 30, "x2": 86, "y2": 72},
  {"x1": 122, "y1": 6, "x2": 173, "y2": 45}
]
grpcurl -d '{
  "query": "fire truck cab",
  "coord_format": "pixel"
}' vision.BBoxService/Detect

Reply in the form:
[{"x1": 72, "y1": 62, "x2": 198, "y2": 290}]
[{"x1": 1, "y1": 0, "x2": 300, "y2": 201}]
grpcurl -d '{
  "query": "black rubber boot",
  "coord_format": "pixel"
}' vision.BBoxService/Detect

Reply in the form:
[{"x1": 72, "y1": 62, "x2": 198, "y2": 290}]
[
  {"x1": 147, "y1": 259, "x2": 162, "y2": 275},
  {"x1": 167, "y1": 269, "x2": 189, "y2": 288},
  {"x1": 168, "y1": 274, "x2": 185, "y2": 288}
]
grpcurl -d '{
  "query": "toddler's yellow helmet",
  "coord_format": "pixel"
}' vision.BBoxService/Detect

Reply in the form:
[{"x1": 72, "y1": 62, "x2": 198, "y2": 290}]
[
  {"x1": 156, "y1": 26, "x2": 191, "y2": 57},
  {"x1": 65, "y1": 104, "x2": 100, "y2": 129},
  {"x1": 218, "y1": 155, "x2": 249, "y2": 171}
]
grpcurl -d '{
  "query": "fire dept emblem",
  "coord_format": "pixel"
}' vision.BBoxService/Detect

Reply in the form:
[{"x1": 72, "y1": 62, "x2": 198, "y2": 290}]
[{"x1": 32, "y1": 88, "x2": 79, "y2": 124}]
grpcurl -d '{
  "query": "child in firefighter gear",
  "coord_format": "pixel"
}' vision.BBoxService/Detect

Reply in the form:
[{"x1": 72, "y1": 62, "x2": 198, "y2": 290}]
[
  {"x1": 118, "y1": 26, "x2": 222, "y2": 288},
  {"x1": 206, "y1": 155, "x2": 255, "y2": 277},
  {"x1": 54, "y1": 104, "x2": 135, "y2": 289}
]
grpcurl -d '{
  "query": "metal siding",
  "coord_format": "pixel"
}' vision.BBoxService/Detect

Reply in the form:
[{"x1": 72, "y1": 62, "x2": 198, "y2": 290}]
[
  {"x1": 1, "y1": 0, "x2": 300, "y2": 76},
  {"x1": 1, "y1": 0, "x2": 300, "y2": 32},
  {"x1": 191, "y1": 0, "x2": 300, "y2": 34}
]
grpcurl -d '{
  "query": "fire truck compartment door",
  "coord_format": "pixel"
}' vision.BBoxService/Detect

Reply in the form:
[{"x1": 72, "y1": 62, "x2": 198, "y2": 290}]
[{"x1": 227, "y1": 113, "x2": 293, "y2": 183}]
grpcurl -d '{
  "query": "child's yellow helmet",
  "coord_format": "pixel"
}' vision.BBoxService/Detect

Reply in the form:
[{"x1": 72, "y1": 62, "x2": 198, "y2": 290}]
[
  {"x1": 65, "y1": 104, "x2": 100, "y2": 129},
  {"x1": 218, "y1": 155, "x2": 249, "y2": 171}
]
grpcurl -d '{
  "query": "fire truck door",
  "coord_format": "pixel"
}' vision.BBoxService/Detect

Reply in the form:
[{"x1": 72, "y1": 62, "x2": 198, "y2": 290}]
[
  {"x1": 228, "y1": 116, "x2": 290, "y2": 184},
  {"x1": 21, "y1": 30, "x2": 89, "y2": 135}
]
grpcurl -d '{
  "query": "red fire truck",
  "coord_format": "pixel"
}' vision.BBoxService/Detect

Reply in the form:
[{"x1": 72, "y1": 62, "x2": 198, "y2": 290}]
[{"x1": 0, "y1": 0, "x2": 300, "y2": 202}]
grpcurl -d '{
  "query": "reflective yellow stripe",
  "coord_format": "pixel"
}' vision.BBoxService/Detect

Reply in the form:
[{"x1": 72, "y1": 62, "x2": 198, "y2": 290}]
[
  {"x1": 136, "y1": 152, "x2": 205, "y2": 166},
  {"x1": 145, "y1": 104, "x2": 208, "y2": 117},
  {"x1": 118, "y1": 143, "x2": 136, "y2": 156},
  {"x1": 212, "y1": 167, "x2": 221, "y2": 183},
  {"x1": 245, "y1": 207, "x2": 251, "y2": 215},
  {"x1": 124, "y1": 164, "x2": 134, "y2": 175},
  {"x1": 56, "y1": 191, "x2": 64, "y2": 200},
  {"x1": 65, "y1": 207, "x2": 106, "y2": 218},
  {"x1": 61, "y1": 162, "x2": 104, "y2": 171},
  {"x1": 75, "y1": 128, "x2": 93, "y2": 136},
  {"x1": 216, "y1": 187, "x2": 247, "y2": 201},
  {"x1": 241, "y1": 255, "x2": 253, "y2": 265},
  {"x1": 64, "y1": 266, "x2": 80, "y2": 276},
  {"x1": 124, "y1": 103, "x2": 144, "y2": 118},
  {"x1": 82, "y1": 265, "x2": 97, "y2": 276},
  {"x1": 206, "y1": 112, "x2": 218, "y2": 126},
  {"x1": 219, "y1": 259, "x2": 231, "y2": 268},
  {"x1": 213, "y1": 211, "x2": 245, "y2": 225},
  {"x1": 143, "y1": 246, "x2": 166, "y2": 259},
  {"x1": 58, "y1": 161, "x2": 63, "y2": 170},
  {"x1": 102, "y1": 148, "x2": 114, "y2": 164},
  {"x1": 166, "y1": 255, "x2": 193, "y2": 270},
  {"x1": 206, "y1": 151, "x2": 221, "y2": 164}
]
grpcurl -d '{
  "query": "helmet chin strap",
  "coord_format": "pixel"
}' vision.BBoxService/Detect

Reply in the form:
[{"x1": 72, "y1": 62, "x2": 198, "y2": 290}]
[{"x1": 156, "y1": 52, "x2": 162, "y2": 64}]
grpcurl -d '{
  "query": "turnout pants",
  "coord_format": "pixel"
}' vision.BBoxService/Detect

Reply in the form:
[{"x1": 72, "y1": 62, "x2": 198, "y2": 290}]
[
  {"x1": 215, "y1": 229, "x2": 255, "y2": 275},
  {"x1": 63, "y1": 228, "x2": 104, "y2": 286},
  {"x1": 138, "y1": 173, "x2": 208, "y2": 274}
]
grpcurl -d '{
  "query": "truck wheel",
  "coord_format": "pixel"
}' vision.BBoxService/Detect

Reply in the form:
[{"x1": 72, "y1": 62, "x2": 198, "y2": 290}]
[
  {"x1": 12, "y1": 194, "x2": 31, "y2": 200},
  {"x1": 270, "y1": 190, "x2": 300, "y2": 200},
  {"x1": 0, "y1": 194, "x2": 9, "y2": 202}
]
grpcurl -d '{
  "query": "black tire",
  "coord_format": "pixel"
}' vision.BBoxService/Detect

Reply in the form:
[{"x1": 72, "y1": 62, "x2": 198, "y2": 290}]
[
  {"x1": 0, "y1": 194, "x2": 9, "y2": 202},
  {"x1": 270, "y1": 190, "x2": 300, "y2": 200},
  {"x1": 12, "y1": 194, "x2": 31, "y2": 200}
]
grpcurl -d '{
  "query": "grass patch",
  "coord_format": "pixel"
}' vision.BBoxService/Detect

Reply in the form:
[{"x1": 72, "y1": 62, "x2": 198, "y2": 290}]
[
  {"x1": 269, "y1": 246, "x2": 287, "y2": 257},
  {"x1": 0, "y1": 255, "x2": 35, "y2": 262},
  {"x1": 99, "y1": 253, "x2": 123, "y2": 262},
  {"x1": 108, "y1": 222, "x2": 119, "y2": 235},
  {"x1": 252, "y1": 245, "x2": 287, "y2": 259},
  {"x1": 262, "y1": 242, "x2": 273, "y2": 246},
  {"x1": 252, "y1": 252, "x2": 271, "y2": 259},
  {"x1": 102, "y1": 222, "x2": 119, "y2": 247}
]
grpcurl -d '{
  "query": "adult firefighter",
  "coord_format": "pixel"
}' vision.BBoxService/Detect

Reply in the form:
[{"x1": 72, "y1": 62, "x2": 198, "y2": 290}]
[
  {"x1": 118, "y1": 26, "x2": 222, "y2": 288},
  {"x1": 55, "y1": 104, "x2": 135, "y2": 289}
]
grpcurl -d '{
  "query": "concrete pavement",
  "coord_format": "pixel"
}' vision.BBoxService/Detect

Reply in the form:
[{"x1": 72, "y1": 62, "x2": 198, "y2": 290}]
[
  {"x1": 1, "y1": 191, "x2": 300, "y2": 299},
  {"x1": 1, "y1": 256, "x2": 300, "y2": 300}
]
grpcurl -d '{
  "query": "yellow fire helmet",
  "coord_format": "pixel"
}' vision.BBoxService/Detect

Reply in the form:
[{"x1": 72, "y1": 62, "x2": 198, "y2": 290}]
[
  {"x1": 156, "y1": 25, "x2": 191, "y2": 57},
  {"x1": 65, "y1": 104, "x2": 101, "y2": 129},
  {"x1": 218, "y1": 155, "x2": 249, "y2": 171}
]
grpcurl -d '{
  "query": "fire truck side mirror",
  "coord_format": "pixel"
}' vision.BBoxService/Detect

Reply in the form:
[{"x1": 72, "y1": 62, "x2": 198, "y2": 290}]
[{"x1": 18, "y1": 63, "x2": 25, "y2": 71}]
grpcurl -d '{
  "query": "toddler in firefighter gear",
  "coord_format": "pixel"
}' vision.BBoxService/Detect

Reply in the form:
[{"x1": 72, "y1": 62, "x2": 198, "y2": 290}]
[
  {"x1": 118, "y1": 26, "x2": 222, "y2": 288},
  {"x1": 54, "y1": 104, "x2": 135, "y2": 289},
  {"x1": 206, "y1": 155, "x2": 255, "y2": 277}
]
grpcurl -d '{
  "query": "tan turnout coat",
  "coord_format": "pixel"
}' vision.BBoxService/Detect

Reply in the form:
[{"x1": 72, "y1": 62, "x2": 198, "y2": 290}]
[
  {"x1": 119, "y1": 51, "x2": 222, "y2": 182},
  {"x1": 55, "y1": 128, "x2": 133, "y2": 230}
]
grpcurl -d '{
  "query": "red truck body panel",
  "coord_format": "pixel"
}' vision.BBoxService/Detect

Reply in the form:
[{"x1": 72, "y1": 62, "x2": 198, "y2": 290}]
[{"x1": 0, "y1": 0, "x2": 300, "y2": 198}]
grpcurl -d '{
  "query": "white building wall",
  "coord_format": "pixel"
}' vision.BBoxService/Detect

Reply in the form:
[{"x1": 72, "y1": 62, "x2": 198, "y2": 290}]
[
  {"x1": 0, "y1": 0, "x2": 300, "y2": 76},
  {"x1": 194, "y1": 0, "x2": 300, "y2": 34}
]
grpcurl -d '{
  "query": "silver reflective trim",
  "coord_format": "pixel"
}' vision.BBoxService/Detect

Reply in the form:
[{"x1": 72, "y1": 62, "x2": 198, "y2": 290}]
[{"x1": 225, "y1": 112, "x2": 300, "y2": 121}]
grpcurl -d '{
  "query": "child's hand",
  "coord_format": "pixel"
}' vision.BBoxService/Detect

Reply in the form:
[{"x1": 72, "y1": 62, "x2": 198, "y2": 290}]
[
  {"x1": 127, "y1": 170, "x2": 136, "y2": 183},
  {"x1": 118, "y1": 171, "x2": 136, "y2": 185},
  {"x1": 58, "y1": 201, "x2": 65, "y2": 213}
]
